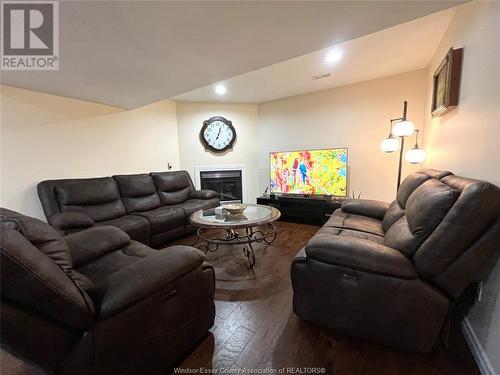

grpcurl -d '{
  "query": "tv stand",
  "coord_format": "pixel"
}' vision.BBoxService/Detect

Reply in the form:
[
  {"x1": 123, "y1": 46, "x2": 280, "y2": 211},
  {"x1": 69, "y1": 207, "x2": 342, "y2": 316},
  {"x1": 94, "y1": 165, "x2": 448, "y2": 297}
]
[{"x1": 256, "y1": 195, "x2": 345, "y2": 225}]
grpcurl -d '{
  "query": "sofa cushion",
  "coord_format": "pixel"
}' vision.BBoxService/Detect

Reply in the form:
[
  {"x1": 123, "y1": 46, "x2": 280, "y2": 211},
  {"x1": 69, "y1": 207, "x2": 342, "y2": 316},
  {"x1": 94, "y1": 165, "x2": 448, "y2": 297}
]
[
  {"x1": 382, "y1": 200, "x2": 405, "y2": 232},
  {"x1": 95, "y1": 215, "x2": 150, "y2": 243},
  {"x1": 190, "y1": 190, "x2": 218, "y2": 200},
  {"x1": 151, "y1": 171, "x2": 194, "y2": 205},
  {"x1": 66, "y1": 226, "x2": 131, "y2": 268},
  {"x1": 305, "y1": 233, "x2": 418, "y2": 279},
  {"x1": 55, "y1": 178, "x2": 126, "y2": 221},
  {"x1": 113, "y1": 174, "x2": 161, "y2": 213},
  {"x1": 174, "y1": 198, "x2": 220, "y2": 223},
  {"x1": 1, "y1": 208, "x2": 72, "y2": 271},
  {"x1": 383, "y1": 170, "x2": 455, "y2": 232},
  {"x1": 417, "y1": 168, "x2": 454, "y2": 180},
  {"x1": 396, "y1": 172, "x2": 431, "y2": 208},
  {"x1": 384, "y1": 179, "x2": 459, "y2": 256},
  {"x1": 315, "y1": 226, "x2": 385, "y2": 244},
  {"x1": 76, "y1": 241, "x2": 157, "y2": 285},
  {"x1": 87, "y1": 245, "x2": 207, "y2": 319},
  {"x1": 341, "y1": 199, "x2": 389, "y2": 220},
  {"x1": 0, "y1": 208, "x2": 94, "y2": 329},
  {"x1": 324, "y1": 209, "x2": 384, "y2": 237},
  {"x1": 133, "y1": 206, "x2": 186, "y2": 236},
  {"x1": 49, "y1": 212, "x2": 95, "y2": 232},
  {"x1": 414, "y1": 176, "x2": 500, "y2": 280}
]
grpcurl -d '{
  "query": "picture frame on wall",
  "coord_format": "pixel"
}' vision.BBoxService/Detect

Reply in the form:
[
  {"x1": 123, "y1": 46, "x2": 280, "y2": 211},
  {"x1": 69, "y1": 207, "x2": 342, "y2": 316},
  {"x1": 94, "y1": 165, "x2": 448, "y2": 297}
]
[{"x1": 431, "y1": 47, "x2": 463, "y2": 117}]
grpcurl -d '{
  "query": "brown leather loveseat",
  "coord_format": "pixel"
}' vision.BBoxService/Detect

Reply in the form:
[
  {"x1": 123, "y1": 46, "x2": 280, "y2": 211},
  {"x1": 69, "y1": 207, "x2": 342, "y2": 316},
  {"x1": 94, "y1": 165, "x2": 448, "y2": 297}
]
[
  {"x1": 37, "y1": 170, "x2": 219, "y2": 247},
  {"x1": 0, "y1": 207, "x2": 215, "y2": 374},
  {"x1": 291, "y1": 169, "x2": 500, "y2": 352}
]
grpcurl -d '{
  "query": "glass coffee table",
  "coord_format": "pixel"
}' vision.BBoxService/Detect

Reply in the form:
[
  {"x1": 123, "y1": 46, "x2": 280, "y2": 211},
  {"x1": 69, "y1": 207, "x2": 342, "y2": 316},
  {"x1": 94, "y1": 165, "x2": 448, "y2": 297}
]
[{"x1": 189, "y1": 204, "x2": 281, "y2": 267}]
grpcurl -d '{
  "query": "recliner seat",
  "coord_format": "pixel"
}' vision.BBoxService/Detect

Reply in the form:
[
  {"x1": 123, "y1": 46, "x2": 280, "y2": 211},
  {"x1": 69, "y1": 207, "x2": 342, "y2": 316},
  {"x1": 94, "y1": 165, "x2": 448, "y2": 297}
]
[
  {"x1": 0, "y1": 207, "x2": 215, "y2": 375},
  {"x1": 291, "y1": 169, "x2": 500, "y2": 352},
  {"x1": 37, "y1": 170, "x2": 219, "y2": 247}
]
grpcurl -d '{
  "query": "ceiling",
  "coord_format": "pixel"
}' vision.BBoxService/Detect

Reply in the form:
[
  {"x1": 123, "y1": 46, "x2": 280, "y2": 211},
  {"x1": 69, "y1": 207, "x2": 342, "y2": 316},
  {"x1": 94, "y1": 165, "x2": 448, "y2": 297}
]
[
  {"x1": 0, "y1": 1, "x2": 465, "y2": 109},
  {"x1": 174, "y1": 8, "x2": 456, "y2": 104}
]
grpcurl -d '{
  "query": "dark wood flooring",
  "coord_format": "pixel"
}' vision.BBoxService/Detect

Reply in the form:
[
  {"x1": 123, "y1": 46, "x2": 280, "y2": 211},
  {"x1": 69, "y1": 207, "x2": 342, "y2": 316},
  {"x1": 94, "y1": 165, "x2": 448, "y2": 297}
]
[
  {"x1": 173, "y1": 221, "x2": 479, "y2": 375},
  {"x1": 1, "y1": 222, "x2": 480, "y2": 375}
]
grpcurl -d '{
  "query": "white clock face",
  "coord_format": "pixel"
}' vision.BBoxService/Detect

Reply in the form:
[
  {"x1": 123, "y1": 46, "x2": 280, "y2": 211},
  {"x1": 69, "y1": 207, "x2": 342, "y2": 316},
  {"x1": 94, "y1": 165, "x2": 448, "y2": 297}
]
[{"x1": 203, "y1": 120, "x2": 234, "y2": 150}]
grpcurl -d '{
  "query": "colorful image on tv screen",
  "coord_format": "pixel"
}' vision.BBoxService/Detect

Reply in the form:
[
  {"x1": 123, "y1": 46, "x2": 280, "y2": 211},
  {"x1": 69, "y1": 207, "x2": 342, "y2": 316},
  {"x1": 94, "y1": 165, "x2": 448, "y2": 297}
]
[{"x1": 270, "y1": 148, "x2": 347, "y2": 196}]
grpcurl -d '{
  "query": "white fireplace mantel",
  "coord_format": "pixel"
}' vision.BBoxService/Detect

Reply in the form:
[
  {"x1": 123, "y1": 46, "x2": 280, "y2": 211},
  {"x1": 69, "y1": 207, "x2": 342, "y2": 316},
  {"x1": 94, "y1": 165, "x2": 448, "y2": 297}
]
[{"x1": 194, "y1": 164, "x2": 247, "y2": 203}]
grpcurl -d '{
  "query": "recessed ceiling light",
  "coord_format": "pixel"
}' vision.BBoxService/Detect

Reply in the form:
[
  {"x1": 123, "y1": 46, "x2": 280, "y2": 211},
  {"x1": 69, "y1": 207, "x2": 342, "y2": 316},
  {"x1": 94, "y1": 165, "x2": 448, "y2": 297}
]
[
  {"x1": 325, "y1": 49, "x2": 343, "y2": 64},
  {"x1": 214, "y1": 84, "x2": 227, "y2": 95}
]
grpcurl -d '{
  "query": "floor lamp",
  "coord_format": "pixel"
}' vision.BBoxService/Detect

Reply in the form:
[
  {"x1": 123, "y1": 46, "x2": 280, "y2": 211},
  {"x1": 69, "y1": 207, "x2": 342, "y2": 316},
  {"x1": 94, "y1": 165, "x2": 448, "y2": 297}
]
[{"x1": 381, "y1": 101, "x2": 426, "y2": 190}]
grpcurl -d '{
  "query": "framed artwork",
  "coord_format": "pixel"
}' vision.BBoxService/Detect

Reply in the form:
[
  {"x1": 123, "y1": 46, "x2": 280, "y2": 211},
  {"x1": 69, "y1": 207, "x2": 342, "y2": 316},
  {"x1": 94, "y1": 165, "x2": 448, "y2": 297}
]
[{"x1": 431, "y1": 47, "x2": 463, "y2": 117}]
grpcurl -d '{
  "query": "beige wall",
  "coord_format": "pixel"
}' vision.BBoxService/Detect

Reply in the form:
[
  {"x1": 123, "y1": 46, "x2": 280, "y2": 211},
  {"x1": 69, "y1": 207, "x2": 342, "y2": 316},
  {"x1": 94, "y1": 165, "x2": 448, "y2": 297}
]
[
  {"x1": 423, "y1": 2, "x2": 500, "y2": 373},
  {"x1": 2, "y1": 71, "x2": 428, "y2": 216},
  {"x1": 176, "y1": 70, "x2": 429, "y2": 206},
  {"x1": 0, "y1": 85, "x2": 180, "y2": 220},
  {"x1": 258, "y1": 69, "x2": 427, "y2": 202},
  {"x1": 176, "y1": 102, "x2": 259, "y2": 204}
]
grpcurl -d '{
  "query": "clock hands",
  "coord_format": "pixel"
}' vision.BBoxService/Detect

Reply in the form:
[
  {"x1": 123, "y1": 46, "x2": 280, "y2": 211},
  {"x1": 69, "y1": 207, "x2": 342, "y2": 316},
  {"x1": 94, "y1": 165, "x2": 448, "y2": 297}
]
[{"x1": 201, "y1": 117, "x2": 235, "y2": 152}]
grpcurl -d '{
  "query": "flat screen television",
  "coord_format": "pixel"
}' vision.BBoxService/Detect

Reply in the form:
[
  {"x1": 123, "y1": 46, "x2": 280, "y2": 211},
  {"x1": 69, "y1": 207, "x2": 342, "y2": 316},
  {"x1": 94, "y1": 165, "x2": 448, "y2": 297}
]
[{"x1": 269, "y1": 148, "x2": 348, "y2": 196}]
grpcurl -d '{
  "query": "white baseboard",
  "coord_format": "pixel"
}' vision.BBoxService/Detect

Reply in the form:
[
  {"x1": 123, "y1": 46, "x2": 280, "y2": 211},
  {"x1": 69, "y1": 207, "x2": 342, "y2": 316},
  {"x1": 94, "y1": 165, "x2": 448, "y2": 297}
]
[{"x1": 462, "y1": 317, "x2": 498, "y2": 375}]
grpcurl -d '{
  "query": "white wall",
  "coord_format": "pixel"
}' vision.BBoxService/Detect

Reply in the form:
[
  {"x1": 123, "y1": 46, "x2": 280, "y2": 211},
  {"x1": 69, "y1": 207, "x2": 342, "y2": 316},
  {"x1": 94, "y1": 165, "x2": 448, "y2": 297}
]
[
  {"x1": 0, "y1": 85, "x2": 180, "y2": 220},
  {"x1": 258, "y1": 70, "x2": 427, "y2": 202},
  {"x1": 176, "y1": 102, "x2": 259, "y2": 204},
  {"x1": 423, "y1": 2, "x2": 500, "y2": 373}
]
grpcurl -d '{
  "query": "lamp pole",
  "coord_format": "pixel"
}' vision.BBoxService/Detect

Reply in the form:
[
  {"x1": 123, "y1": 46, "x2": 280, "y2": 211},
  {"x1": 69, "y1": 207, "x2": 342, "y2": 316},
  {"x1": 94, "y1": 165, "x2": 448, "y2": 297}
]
[
  {"x1": 385, "y1": 101, "x2": 409, "y2": 190},
  {"x1": 396, "y1": 101, "x2": 408, "y2": 190},
  {"x1": 382, "y1": 101, "x2": 425, "y2": 191},
  {"x1": 397, "y1": 137, "x2": 405, "y2": 190}
]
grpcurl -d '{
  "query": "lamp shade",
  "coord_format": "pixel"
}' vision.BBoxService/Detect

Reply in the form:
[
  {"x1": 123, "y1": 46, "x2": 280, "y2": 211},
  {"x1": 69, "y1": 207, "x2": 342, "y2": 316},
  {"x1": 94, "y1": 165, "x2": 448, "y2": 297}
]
[
  {"x1": 393, "y1": 120, "x2": 415, "y2": 137},
  {"x1": 405, "y1": 147, "x2": 426, "y2": 164},
  {"x1": 380, "y1": 137, "x2": 399, "y2": 153}
]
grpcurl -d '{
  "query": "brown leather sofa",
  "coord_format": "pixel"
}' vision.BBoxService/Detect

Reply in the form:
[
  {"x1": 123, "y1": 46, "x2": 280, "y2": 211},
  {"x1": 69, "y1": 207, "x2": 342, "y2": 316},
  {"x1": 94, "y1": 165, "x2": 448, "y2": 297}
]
[
  {"x1": 0, "y1": 207, "x2": 215, "y2": 375},
  {"x1": 291, "y1": 169, "x2": 500, "y2": 352},
  {"x1": 37, "y1": 170, "x2": 219, "y2": 247}
]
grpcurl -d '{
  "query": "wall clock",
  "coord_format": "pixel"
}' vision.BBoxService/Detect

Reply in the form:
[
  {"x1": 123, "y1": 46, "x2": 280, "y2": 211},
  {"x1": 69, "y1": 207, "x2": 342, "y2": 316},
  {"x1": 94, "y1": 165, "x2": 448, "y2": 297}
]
[{"x1": 200, "y1": 116, "x2": 236, "y2": 153}]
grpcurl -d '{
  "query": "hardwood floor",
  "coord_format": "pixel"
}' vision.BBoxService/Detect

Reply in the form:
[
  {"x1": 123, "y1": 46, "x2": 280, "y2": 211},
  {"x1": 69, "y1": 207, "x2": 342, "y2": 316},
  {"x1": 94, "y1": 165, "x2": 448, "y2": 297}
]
[
  {"x1": 1, "y1": 221, "x2": 479, "y2": 375},
  {"x1": 172, "y1": 221, "x2": 480, "y2": 375}
]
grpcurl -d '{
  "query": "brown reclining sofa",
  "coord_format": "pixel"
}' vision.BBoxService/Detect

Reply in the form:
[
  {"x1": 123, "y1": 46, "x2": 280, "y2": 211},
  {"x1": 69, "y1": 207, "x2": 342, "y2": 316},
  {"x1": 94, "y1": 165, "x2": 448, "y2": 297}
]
[
  {"x1": 37, "y1": 170, "x2": 219, "y2": 247},
  {"x1": 0, "y1": 207, "x2": 215, "y2": 374},
  {"x1": 291, "y1": 169, "x2": 500, "y2": 352}
]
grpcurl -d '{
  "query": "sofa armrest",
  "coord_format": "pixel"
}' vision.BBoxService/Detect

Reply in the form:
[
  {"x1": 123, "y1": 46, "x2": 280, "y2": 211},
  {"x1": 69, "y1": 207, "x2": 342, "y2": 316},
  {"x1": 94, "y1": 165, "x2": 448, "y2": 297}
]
[
  {"x1": 48, "y1": 212, "x2": 94, "y2": 232},
  {"x1": 305, "y1": 235, "x2": 417, "y2": 279},
  {"x1": 95, "y1": 245, "x2": 205, "y2": 319},
  {"x1": 189, "y1": 189, "x2": 217, "y2": 199},
  {"x1": 341, "y1": 199, "x2": 389, "y2": 220},
  {"x1": 65, "y1": 226, "x2": 130, "y2": 267}
]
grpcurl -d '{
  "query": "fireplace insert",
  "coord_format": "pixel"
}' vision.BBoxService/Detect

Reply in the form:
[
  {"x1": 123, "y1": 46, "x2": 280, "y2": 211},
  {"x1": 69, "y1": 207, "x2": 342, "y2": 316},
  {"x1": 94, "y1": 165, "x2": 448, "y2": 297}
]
[{"x1": 200, "y1": 170, "x2": 242, "y2": 203}]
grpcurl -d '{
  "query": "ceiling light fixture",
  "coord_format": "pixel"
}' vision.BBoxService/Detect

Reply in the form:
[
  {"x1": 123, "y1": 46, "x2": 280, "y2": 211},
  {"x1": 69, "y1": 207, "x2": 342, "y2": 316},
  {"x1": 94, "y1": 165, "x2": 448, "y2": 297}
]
[
  {"x1": 214, "y1": 84, "x2": 227, "y2": 95},
  {"x1": 325, "y1": 49, "x2": 343, "y2": 64}
]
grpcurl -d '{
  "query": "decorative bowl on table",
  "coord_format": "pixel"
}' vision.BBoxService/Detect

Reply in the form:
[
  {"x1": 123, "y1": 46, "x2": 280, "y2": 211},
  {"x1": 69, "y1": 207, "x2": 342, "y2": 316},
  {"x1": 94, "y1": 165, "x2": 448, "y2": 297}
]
[{"x1": 223, "y1": 203, "x2": 247, "y2": 215}]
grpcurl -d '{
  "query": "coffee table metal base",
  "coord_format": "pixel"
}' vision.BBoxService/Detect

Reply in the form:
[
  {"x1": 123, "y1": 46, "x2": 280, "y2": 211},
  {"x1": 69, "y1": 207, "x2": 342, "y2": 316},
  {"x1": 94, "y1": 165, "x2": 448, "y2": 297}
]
[{"x1": 193, "y1": 223, "x2": 277, "y2": 267}]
